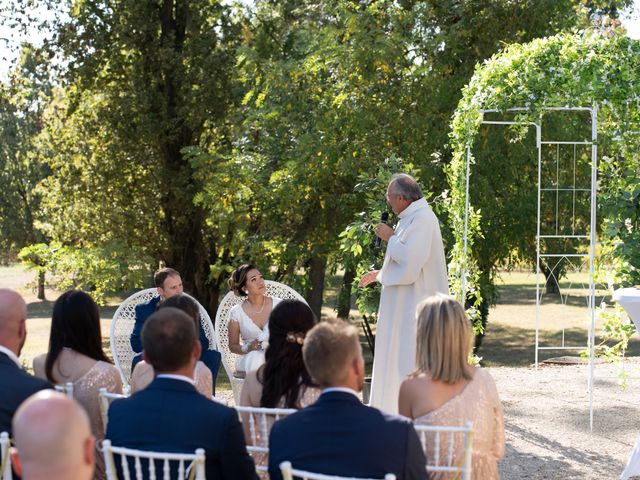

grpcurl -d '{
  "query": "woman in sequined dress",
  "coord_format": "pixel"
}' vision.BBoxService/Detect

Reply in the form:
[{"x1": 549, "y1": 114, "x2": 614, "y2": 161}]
[
  {"x1": 34, "y1": 290, "x2": 122, "y2": 480},
  {"x1": 399, "y1": 293, "x2": 505, "y2": 480}
]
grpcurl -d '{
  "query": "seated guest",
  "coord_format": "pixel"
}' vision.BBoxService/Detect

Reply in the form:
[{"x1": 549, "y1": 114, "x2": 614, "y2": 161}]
[
  {"x1": 130, "y1": 267, "x2": 221, "y2": 391},
  {"x1": 228, "y1": 264, "x2": 282, "y2": 374},
  {"x1": 130, "y1": 294, "x2": 212, "y2": 397},
  {"x1": 11, "y1": 390, "x2": 95, "y2": 480},
  {"x1": 0, "y1": 289, "x2": 51, "y2": 435},
  {"x1": 107, "y1": 307, "x2": 257, "y2": 480},
  {"x1": 399, "y1": 294, "x2": 505, "y2": 480},
  {"x1": 33, "y1": 290, "x2": 122, "y2": 480},
  {"x1": 268, "y1": 319, "x2": 427, "y2": 480}
]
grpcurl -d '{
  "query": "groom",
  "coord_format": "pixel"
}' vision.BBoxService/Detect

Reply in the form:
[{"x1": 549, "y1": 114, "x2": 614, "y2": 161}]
[{"x1": 361, "y1": 174, "x2": 448, "y2": 414}]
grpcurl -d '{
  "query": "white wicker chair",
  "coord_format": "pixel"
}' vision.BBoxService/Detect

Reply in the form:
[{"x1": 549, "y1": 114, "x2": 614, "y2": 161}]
[
  {"x1": 102, "y1": 440, "x2": 205, "y2": 480},
  {"x1": 414, "y1": 421, "x2": 473, "y2": 480},
  {"x1": 235, "y1": 406, "x2": 296, "y2": 473},
  {"x1": 0, "y1": 431, "x2": 12, "y2": 480},
  {"x1": 110, "y1": 289, "x2": 216, "y2": 388},
  {"x1": 98, "y1": 388, "x2": 128, "y2": 432},
  {"x1": 279, "y1": 462, "x2": 396, "y2": 480},
  {"x1": 54, "y1": 382, "x2": 74, "y2": 399},
  {"x1": 214, "y1": 281, "x2": 306, "y2": 405}
]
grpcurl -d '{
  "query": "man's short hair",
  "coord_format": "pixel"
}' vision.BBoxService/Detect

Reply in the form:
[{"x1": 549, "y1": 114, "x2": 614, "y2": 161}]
[
  {"x1": 302, "y1": 319, "x2": 360, "y2": 387},
  {"x1": 389, "y1": 173, "x2": 423, "y2": 202},
  {"x1": 154, "y1": 268, "x2": 180, "y2": 288},
  {"x1": 141, "y1": 307, "x2": 196, "y2": 372}
]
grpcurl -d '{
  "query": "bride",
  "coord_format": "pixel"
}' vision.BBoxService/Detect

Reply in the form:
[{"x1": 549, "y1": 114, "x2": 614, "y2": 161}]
[{"x1": 227, "y1": 264, "x2": 281, "y2": 374}]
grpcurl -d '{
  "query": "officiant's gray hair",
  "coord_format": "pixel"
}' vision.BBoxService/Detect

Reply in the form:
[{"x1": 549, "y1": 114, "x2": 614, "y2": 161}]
[{"x1": 389, "y1": 173, "x2": 422, "y2": 202}]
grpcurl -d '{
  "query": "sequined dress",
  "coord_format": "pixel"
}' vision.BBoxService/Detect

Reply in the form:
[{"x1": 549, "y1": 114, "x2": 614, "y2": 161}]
[
  {"x1": 413, "y1": 368, "x2": 505, "y2": 480},
  {"x1": 73, "y1": 360, "x2": 122, "y2": 480}
]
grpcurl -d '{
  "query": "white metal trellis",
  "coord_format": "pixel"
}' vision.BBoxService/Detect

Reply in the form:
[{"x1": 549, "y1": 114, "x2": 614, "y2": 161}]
[{"x1": 461, "y1": 106, "x2": 598, "y2": 430}]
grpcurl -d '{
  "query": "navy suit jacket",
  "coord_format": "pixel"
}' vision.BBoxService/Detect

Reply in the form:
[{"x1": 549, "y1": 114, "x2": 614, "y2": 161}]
[
  {"x1": 129, "y1": 296, "x2": 222, "y2": 389},
  {"x1": 106, "y1": 377, "x2": 257, "y2": 480},
  {"x1": 0, "y1": 352, "x2": 52, "y2": 435},
  {"x1": 268, "y1": 391, "x2": 428, "y2": 480}
]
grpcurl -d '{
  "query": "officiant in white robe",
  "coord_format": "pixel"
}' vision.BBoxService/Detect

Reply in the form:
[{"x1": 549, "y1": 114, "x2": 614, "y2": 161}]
[{"x1": 362, "y1": 174, "x2": 449, "y2": 414}]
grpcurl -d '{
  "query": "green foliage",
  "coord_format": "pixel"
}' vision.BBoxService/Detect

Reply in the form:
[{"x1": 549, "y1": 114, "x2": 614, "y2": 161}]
[{"x1": 449, "y1": 31, "x2": 640, "y2": 357}]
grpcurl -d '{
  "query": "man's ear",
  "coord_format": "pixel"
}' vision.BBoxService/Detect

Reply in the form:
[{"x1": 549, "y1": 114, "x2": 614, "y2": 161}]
[
  {"x1": 10, "y1": 447, "x2": 23, "y2": 477},
  {"x1": 84, "y1": 435, "x2": 96, "y2": 466},
  {"x1": 193, "y1": 341, "x2": 202, "y2": 361},
  {"x1": 142, "y1": 350, "x2": 151, "y2": 364},
  {"x1": 18, "y1": 318, "x2": 26, "y2": 340}
]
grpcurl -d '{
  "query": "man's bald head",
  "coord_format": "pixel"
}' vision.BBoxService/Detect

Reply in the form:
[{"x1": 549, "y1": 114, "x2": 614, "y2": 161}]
[
  {"x1": 0, "y1": 288, "x2": 27, "y2": 355},
  {"x1": 11, "y1": 391, "x2": 95, "y2": 480}
]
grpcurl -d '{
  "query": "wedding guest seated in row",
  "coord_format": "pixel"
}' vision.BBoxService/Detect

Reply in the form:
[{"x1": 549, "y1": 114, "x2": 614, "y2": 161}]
[
  {"x1": 228, "y1": 264, "x2": 282, "y2": 374},
  {"x1": 130, "y1": 294, "x2": 213, "y2": 397},
  {"x1": 107, "y1": 307, "x2": 257, "y2": 480},
  {"x1": 268, "y1": 319, "x2": 427, "y2": 480},
  {"x1": 11, "y1": 390, "x2": 95, "y2": 480},
  {"x1": 0, "y1": 289, "x2": 51, "y2": 435},
  {"x1": 129, "y1": 267, "x2": 221, "y2": 391},
  {"x1": 34, "y1": 290, "x2": 122, "y2": 480},
  {"x1": 399, "y1": 294, "x2": 505, "y2": 480}
]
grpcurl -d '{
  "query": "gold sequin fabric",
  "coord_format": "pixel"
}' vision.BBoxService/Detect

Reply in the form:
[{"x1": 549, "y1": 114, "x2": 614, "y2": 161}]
[{"x1": 413, "y1": 368, "x2": 505, "y2": 480}]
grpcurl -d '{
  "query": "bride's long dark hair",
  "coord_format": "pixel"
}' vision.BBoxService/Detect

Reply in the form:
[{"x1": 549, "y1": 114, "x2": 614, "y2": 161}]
[{"x1": 260, "y1": 300, "x2": 317, "y2": 408}]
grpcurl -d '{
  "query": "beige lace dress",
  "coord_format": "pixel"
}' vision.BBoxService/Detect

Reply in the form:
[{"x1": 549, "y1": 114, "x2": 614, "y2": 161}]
[
  {"x1": 71, "y1": 361, "x2": 122, "y2": 480},
  {"x1": 413, "y1": 368, "x2": 505, "y2": 480}
]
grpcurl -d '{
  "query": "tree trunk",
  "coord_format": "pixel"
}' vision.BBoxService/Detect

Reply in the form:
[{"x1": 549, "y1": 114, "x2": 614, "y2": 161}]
[
  {"x1": 306, "y1": 255, "x2": 327, "y2": 319},
  {"x1": 37, "y1": 270, "x2": 45, "y2": 301},
  {"x1": 538, "y1": 258, "x2": 560, "y2": 294},
  {"x1": 337, "y1": 266, "x2": 356, "y2": 319}
]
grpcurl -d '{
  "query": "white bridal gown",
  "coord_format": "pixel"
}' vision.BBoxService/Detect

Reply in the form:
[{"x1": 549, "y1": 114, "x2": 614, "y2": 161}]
[{"x1": 229, "y1": 297, "x2": 282, "y2": 373}]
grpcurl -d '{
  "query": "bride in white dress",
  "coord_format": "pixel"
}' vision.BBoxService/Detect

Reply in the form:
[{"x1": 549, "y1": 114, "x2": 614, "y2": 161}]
[{"x1": 227, "y1": 264, "x2": 282, "y2": 374}]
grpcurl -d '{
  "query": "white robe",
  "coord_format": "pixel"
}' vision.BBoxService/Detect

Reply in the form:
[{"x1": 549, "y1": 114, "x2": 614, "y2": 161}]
[{"x1": 369, "y1": 197, "x2": 449, "y2": 414}]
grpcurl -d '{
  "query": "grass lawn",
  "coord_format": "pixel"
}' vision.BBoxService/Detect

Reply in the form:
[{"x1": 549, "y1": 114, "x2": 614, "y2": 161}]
[{"x1": 4, "y1": 264, "x2": 638, "y2": 388}]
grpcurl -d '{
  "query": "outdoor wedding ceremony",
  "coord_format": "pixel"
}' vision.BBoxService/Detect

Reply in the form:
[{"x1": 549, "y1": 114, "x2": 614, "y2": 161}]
[{"x1": 1, "y1": 0, "x2": 640, "y2": 479}]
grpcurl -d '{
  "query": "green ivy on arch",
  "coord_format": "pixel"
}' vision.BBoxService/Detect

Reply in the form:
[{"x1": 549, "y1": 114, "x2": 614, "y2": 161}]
[{"x1": 447, "y1": 30, "x2": 640, "y2": 362}]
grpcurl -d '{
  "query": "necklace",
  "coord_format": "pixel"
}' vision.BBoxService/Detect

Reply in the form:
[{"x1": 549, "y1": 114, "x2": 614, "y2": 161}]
[{"x1": 247, "y1": 296, "x2": 266, "y2": 314}]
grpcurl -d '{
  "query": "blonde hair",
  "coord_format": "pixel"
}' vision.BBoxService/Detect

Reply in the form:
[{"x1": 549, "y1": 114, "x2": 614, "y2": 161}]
[
  {"x1": 302, "y1": 318, "x2": 360, "y2": 387},
  {"x1": 415, "y1": 293, "x2": 473, "y2": 384}
]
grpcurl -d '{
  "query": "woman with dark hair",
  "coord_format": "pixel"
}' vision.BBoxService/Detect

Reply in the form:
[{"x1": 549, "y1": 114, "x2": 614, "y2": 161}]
[
  {"x1": 33, "y1": 290, "x2": 122, "y2": 480},
  {"x1": 129, "y1": 294, "x2": 213, "y2": 396},
  {"x1": 227, "y1": 264, "x2": 282, "y2": 374},
  {"x1": 240, "y1": 299, "x2": 320, "y2": 408}
]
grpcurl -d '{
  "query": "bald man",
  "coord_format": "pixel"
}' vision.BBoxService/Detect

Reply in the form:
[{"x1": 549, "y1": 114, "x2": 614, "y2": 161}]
[
  {"x1": 0, "y1": 289, "x2": 51, "y2": 434},
  {"x1": 11, "y1": 390, "x2": 95, "y2": 480}
]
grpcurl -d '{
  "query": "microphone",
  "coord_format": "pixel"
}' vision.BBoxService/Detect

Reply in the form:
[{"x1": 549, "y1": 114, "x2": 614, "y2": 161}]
[{"x1": 375, "y1": 212, "x2": 389, "y2": 249}]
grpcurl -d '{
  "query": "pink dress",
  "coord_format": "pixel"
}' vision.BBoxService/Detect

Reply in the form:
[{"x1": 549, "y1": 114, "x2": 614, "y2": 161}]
[{"x1": 413, "y1": 368, "x2": 505, "y2": 480}]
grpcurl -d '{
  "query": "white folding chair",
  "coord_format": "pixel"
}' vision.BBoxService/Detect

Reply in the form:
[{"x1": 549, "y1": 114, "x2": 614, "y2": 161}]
[
  {"x1": 235, "y1": 406, "x2": 296, "y2": 473},
  {"x1": 214, "y1": 281, "x2": 306, "y2": 405},
  {"x1": 102, "y1": 439, "x2": 205, "y2": 480},
  {"x1": 98, "y1": 387, "x2": 128, "y2": 431},
  {"x1": 414, "y1": 421, "x2": 473, "y2": 480},
  {"x1": 279, "y1": 462, "x2": 396, "y2": 480},
  {"x1": 0, "y1": 432, "x2": 12, "y2": 480},
  {"x1": 110, "y1": 289, "x2": 216, "y2": 389},
  {"x1": 54, "y1": 382, "x2": 74, "y2": 398}
]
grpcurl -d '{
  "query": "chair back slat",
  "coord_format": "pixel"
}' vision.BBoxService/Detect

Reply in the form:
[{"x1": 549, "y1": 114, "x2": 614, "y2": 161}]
[
  {"x1": 413, "y1": 422, "x2": 473, "y2": 480},
  {"x1": 215, "y1": 281, "x2": 307, "y2": 405},
  {"x1": 98, "y1": 388, "x2": 128, "y2": 431},
  {"x1": 0, "y1": 431, "x2": 12, "y2": 480},
  {"x1": 102, "y1": 439, "x2": 205, "y2": 480},
  {"x1": 279, "y1": 461, "x2": 397, "y2": 480},
  {"x1": 235, "y1": 406, "x2": 296, "y2": 472},
  {"x1": 54, "y1": 382, "x2": 74, "y2": 399}
]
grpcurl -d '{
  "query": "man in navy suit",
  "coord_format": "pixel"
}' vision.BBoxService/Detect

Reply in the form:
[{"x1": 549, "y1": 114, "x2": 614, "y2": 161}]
[
  {"x1": 108, "y1": 307, "x2": 257, "y2": 480},
  {"x1": 130, "y1": 267, "x2": 221, "y2": 391},
  {"x1": 269, "y1": 319, "x2": 428, "y2": 480},
  {"x1": 0, "y1": 289, "x2": 52, "y2": 435}
]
